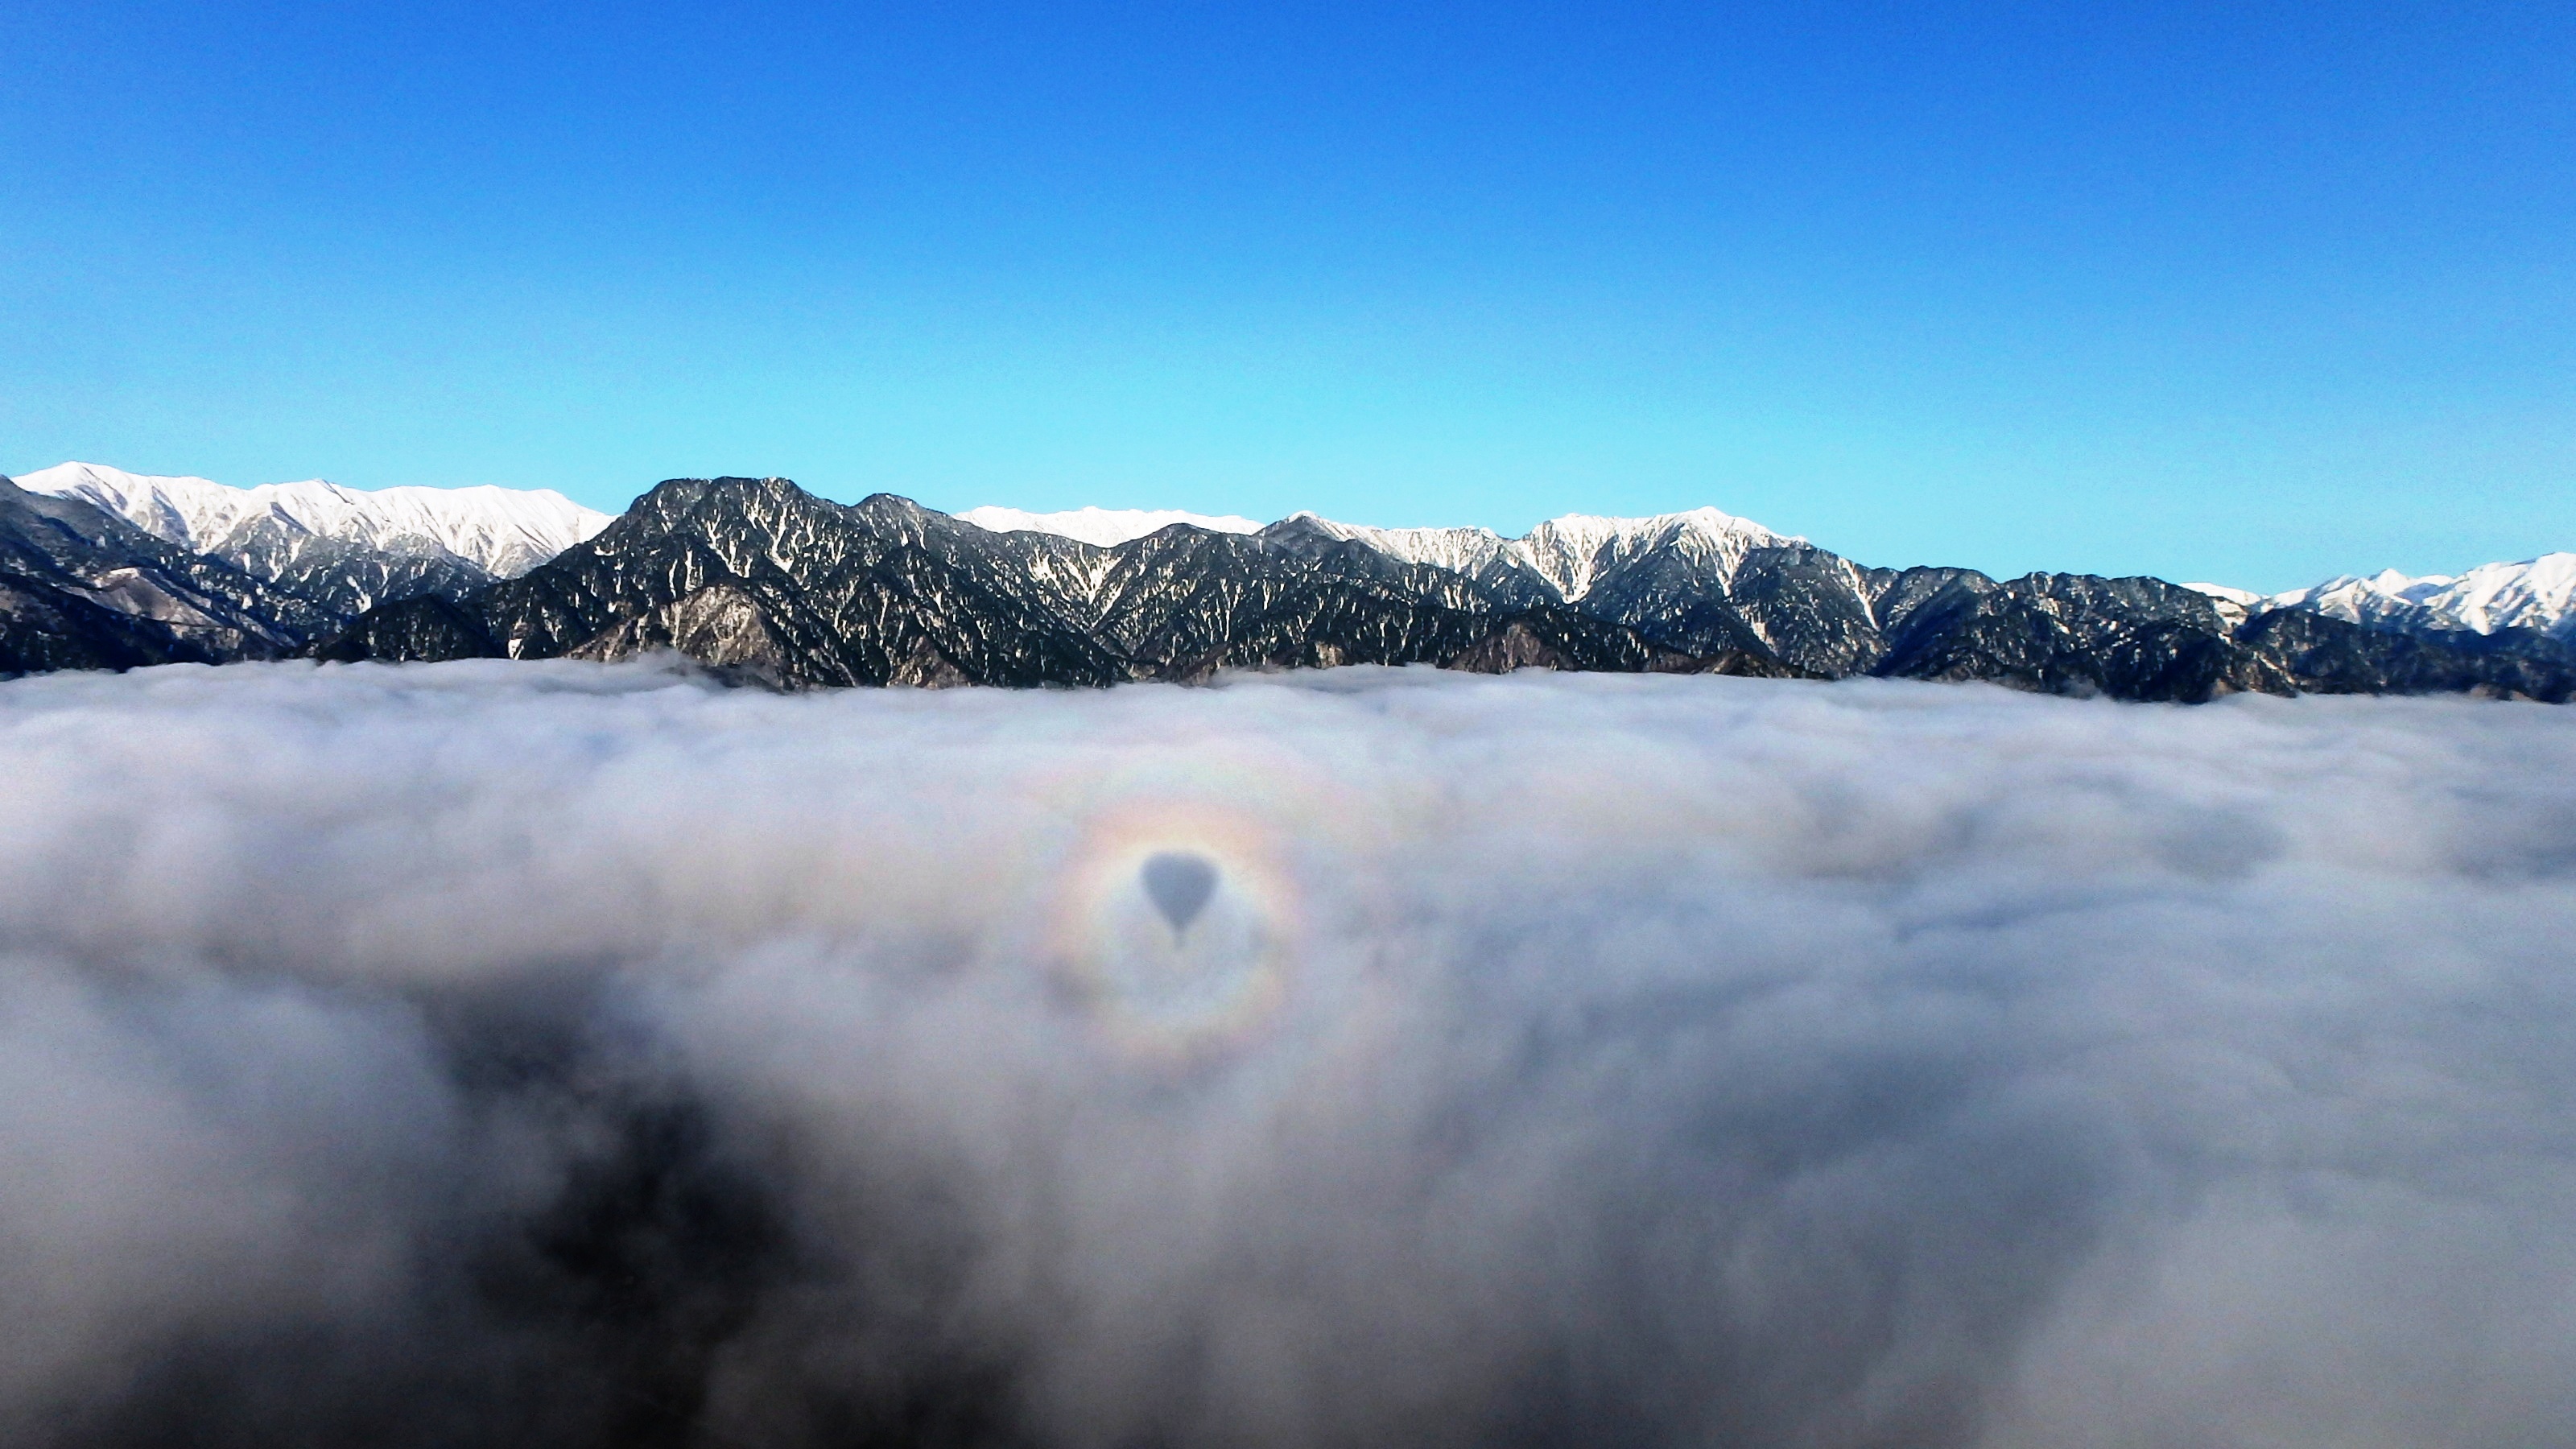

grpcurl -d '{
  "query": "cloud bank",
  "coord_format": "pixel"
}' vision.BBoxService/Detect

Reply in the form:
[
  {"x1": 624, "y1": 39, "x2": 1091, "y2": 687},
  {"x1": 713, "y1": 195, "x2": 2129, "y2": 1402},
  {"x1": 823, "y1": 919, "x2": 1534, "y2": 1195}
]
[{"x1": 2, "y1": 660, "x2": 2573, "y2": 1447}]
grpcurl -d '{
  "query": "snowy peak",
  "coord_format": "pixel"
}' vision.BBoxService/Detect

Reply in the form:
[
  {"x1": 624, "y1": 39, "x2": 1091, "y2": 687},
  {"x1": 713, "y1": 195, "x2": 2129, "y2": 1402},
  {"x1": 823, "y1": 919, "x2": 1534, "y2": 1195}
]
[
  {"x1": 2223, "y1": 554, "x2": 2576, "y2": 642},
  {"x1": 2180, "y1": 582, "x2": 2264, "y2": 607},
  {"x1": 957, "y1": 506, "x2": 1261, "y2": 548},
  {"x1": 15, "y1": 462, "x2": 237, "y2": 547},
  {"x1": 2318, "y1": 551, "x2": 2576, "y2": 637},
  {"x1": 16, "y1": 462, "x2": 613, "y2": 578},
  {"x1": 956, "y1": 501, "x2": 1793, "y2": 599},
  {"x1": 1282, "y1": 505, "x2": 1793, "y2": 601},
  {"x1": 2433, "y1": 555, "x2": 2576, "y2": 637},
  {"x1": 1517, "y1": 507, "x2": 1790, "y2": 601},
  {"x1": 1274, "y1": 514, "x2": 1525, "y2": 579},
  {"x1": 2179, "y1": 581, "x2": 2264, "y2": 626}
]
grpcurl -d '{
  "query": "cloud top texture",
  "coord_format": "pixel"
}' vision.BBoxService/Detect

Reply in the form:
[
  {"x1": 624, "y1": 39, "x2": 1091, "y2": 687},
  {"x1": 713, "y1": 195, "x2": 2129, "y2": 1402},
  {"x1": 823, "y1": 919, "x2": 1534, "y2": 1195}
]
[{"x1": 2, "y1": 659, "x2": 2573, "y2": 1447}]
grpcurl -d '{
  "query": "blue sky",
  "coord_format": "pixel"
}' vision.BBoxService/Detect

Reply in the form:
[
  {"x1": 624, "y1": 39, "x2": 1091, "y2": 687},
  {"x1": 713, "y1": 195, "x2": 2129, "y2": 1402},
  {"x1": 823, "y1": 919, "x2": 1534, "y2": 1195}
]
[{"x1": 3, "y1": 2, "x2": 2570, "y2": 589}]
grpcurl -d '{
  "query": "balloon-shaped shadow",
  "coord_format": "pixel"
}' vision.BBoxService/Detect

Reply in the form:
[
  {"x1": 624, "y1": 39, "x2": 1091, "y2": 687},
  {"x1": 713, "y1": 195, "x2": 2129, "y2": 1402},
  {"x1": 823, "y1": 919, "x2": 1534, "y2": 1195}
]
[{"x1": 1141, "y1": 851, "x2": 1218, "y2": 937}]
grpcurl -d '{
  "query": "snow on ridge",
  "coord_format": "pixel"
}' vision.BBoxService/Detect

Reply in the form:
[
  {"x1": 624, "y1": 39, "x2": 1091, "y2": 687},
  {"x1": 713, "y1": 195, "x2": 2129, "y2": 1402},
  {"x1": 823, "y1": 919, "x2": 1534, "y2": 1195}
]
[
  {"x1": 2181, "y1": 582, "x2": 2264, "y2": 606},
  {"x1": 2276, "y1": 555, "x2": 2576, "y2": 639},
  {"x1": 957, "y1": 506, "x2": 1263, "y2": 548},
  {"x1": 1530, "y1": 506, "x2": 1787, "y2": 550},
  {"x1": 1518, "y1": 507, "x2": 1791, "y2": 600},
  {"x1": 14, "y1": 462, "x2": 613, "y2": 578},
  {"x1": 12, "y1": 462, "x2": 237, "y2": 547},
  {"x1": 1278, "y1": 513, "x2": 1522, "y2": 577},
  {"x1": 2180, "y1": 580, "x2": 2266, "y2": 626},
  {"x1": 960, "y1": 502, "x2": 1794, "y2": 590},
  {"x1": 1275, "y1": 505, "x2": 1794, "y2": 599},
  {"x1": 2186, "y1": 555, "x2": 2576, "y2": 640}
]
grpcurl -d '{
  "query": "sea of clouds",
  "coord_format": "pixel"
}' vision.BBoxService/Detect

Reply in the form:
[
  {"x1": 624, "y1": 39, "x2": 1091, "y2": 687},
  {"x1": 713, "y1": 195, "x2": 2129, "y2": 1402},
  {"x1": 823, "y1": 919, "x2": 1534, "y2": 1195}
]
[{"x1": 2, "y1": 658, "x2": 2574, "y2": 1448}]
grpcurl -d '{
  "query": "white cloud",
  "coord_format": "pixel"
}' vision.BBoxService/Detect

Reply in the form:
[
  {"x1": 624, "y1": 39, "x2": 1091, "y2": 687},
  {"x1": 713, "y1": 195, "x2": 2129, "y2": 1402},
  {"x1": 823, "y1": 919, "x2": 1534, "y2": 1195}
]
[{"x1": 2, "y1": 659, "x2": 2573, "y2": 1447}]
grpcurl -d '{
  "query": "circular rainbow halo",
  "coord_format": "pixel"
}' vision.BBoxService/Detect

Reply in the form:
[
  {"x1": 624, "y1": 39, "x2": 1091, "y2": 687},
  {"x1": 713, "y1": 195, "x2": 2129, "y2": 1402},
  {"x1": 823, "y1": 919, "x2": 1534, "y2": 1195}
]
[{"x1": 1050, "y1": 799, "x2": 1300, "y2": 1067}]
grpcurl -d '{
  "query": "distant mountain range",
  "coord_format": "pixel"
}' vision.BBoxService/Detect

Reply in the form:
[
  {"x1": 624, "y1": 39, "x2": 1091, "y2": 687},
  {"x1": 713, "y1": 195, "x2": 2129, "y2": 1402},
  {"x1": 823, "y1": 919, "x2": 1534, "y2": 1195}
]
[
  {"x1": 2188, "y1": 557, "x2": 2576, "y2": 644},
  {"x1": 5, "y1": 464, "x2": 2570, "y2": 702},
  {"x1": 15, "y1": 462, "x2": 610, "y2": 618}
]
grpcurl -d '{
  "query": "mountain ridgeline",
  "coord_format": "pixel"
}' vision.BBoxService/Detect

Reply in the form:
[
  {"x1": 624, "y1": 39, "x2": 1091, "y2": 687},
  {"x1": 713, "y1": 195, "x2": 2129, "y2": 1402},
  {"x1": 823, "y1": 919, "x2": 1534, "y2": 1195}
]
[
  {"x1": 1, "y1": 464, "x2": 606, "y2": 678},
  {"x1": 1, "y1": 474, "x2": 338, "y2": 674},
  {"x1": 6, "y1": 466, "x2": 2570, "y2": 700},
  {"x1": 310, "y1": 477, "x2": 1772, "y2": 685},
  {"x1": 302, "y1": 476, "x2": 2574, "y2": 702}
]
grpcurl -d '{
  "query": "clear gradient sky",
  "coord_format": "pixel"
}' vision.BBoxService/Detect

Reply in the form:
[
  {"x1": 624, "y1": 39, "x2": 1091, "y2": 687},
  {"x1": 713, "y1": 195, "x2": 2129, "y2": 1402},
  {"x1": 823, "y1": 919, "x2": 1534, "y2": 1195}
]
[{"x1": 4, "y1": 2, "x2": 2571, "y2": 590}]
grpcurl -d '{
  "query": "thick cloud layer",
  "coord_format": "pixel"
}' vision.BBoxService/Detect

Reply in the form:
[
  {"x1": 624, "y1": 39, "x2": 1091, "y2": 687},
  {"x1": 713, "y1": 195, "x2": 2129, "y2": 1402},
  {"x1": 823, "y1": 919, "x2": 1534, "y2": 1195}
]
[{"x1": 2, "y1": 659, "x2": 2574, "y2": 1447}]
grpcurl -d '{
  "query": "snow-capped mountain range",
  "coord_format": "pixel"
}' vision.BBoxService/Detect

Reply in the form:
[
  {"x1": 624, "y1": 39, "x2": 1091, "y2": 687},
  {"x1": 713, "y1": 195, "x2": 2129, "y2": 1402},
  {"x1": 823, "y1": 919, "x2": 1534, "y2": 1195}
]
[
  {"x1": 957, "y1": 506, "x2": 1264, "y2": 547},
  {"x1": 21, "y1": 465, "x2": 2565, "y2": 643},
  {"x1": 295, "y1": 475, "x2": 2570, "y2": 701},
  {"x1": 976, "y1": 503, "x2": 2576, "y2": 643},
  {"x1": 19, "y1": 463, "x2": 610, "y2": 578},
  {"x1": 959, "y1": 504, "x2": 1800, "y2": 606},
  {"x1": 1278, "y1": 506, "x2": 1799, "y2": 602},
  {"x1": 2224, "y1": 558, "x2": 2576, "y2": 642},
  {"x1": 4, "y1": 463, "x2": 2570, "y2": 700},
  {"x1": 13, "y1": 462, "x2": 615, "y2": 621}
]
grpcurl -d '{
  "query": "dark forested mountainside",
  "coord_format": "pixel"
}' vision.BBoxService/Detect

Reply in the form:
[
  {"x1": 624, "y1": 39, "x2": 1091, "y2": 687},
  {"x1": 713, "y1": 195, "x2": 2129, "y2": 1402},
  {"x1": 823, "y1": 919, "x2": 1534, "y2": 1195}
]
[
  {"x1": 209, "y1": 518, "x2": 497, "y2": 621},
  {"x1": 0, "y1": 471, "x2": 533, "y2": 675},
  {"x1": 306, "y1": 476, "x2": 2573, "y2": 702},
  {"x1": 310, "y1": 478, "x2": 1802, "y2": 686},
  {"x1": 0, "y1": 476, "x2": 333, "y2": 672},
  {"x1": 8, "y1": 469, "x2": 2567, "y2": 700}
]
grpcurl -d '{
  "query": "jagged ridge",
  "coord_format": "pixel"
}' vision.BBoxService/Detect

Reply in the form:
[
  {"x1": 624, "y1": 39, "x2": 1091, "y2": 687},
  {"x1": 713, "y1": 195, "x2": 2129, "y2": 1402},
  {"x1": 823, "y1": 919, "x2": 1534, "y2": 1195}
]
[
  {"x1": 306, "y1": 476, "x2": 2571, "y2": 702},
  {"x1": 312, "y1": 479, "x2": 1801, "y2": 686},
  {"x1": 14, "y1": 462, "x2": 613, "y2": 618},
  {"x1": 1, "y1": 476, "x2": 338, "y2": 671}
]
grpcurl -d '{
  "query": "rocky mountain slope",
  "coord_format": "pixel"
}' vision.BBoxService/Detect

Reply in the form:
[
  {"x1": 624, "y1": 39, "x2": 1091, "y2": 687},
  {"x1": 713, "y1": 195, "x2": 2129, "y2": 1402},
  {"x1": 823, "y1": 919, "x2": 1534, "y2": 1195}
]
[
  {"x1": 0, "y1": 476, "x2": 334, "y2": 673},
  {"x1": 2256, "y1": 555, "x2": 2576, "y2": 642},
  {"x1": 16, "y1": 462, "x2": 612, "y2": 618},
  {"x1": 308, "y1": 476, "x2": 2574, "y2": 702},
  {"x1": 8, "y1": 464, "x2": 2567, "y2": 700},
  {"x1": 958, "y1": 505, "x2": 1262, "y2": 547},
  {"x1": 316, "y1": 478, "x2": 1788, "y2": 686}
]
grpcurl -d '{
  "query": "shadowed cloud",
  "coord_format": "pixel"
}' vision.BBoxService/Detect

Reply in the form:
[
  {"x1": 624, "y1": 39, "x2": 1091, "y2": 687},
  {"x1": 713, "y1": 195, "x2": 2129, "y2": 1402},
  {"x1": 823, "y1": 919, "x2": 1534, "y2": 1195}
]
[{"x1": 0, "y1": 658, "x2": 2572, "y2": 1447}]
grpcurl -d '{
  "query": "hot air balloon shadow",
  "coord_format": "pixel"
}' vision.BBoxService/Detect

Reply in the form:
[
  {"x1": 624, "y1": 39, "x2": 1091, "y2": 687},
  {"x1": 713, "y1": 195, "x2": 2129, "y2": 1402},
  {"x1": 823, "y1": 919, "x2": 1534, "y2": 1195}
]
[{"x1": 1141, "y1": 851, "x2": 1218, "y2": 942}]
